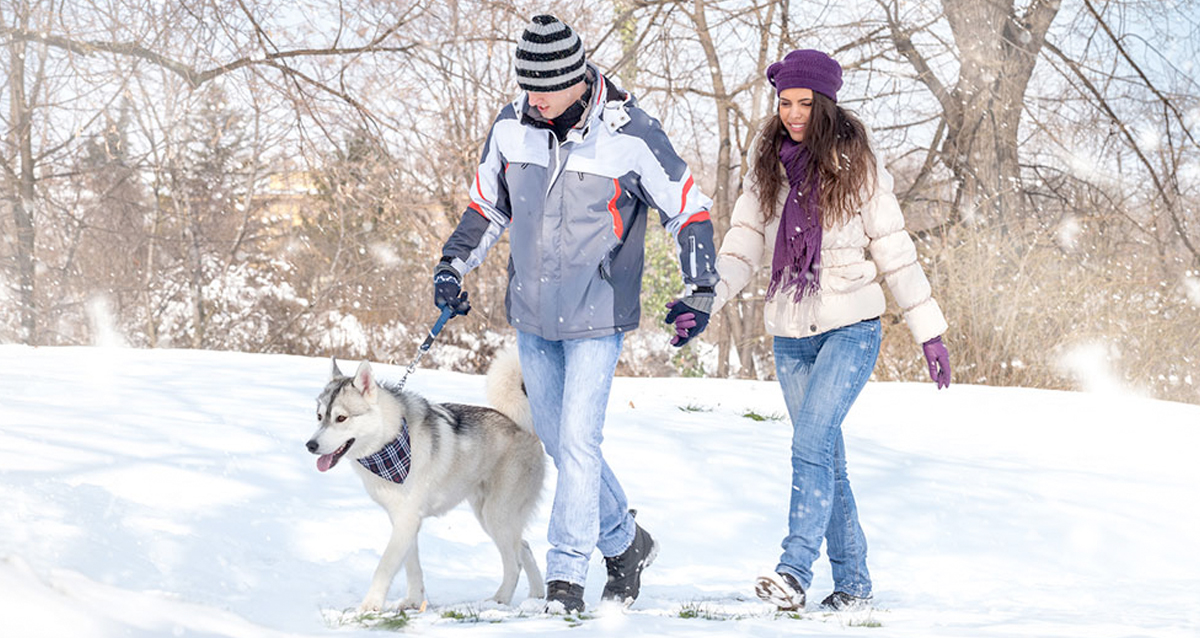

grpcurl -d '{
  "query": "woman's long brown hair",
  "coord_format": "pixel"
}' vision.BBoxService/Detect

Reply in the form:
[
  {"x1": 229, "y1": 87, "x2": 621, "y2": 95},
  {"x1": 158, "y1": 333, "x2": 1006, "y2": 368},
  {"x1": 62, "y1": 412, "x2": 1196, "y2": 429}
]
[{"x1": 751, "y1": 92, "x2": 877, "y2": 228}]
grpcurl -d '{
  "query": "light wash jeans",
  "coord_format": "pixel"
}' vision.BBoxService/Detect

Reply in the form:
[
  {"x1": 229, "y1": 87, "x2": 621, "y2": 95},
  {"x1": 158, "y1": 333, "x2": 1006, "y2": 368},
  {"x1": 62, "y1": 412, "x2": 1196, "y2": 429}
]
[
  {"x1": 773, "y1": 318, "x2": 881, "y2": 598},
  {"x1": 517, "y1": 330, "x2": 637, "y2": 587}
]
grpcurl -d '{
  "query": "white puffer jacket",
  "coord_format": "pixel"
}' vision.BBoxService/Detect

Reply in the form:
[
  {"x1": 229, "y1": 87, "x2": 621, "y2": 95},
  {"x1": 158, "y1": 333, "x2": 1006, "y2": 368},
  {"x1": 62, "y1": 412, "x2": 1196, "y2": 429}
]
[{"x1": 714, "y1": 153, "x2": 947, "y2": 344}]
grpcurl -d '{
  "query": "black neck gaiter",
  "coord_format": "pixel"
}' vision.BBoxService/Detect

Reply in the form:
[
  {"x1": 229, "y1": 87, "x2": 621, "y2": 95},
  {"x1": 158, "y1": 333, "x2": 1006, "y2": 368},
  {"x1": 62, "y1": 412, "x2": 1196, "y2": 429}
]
[{"x1": 537, "y1": 80, "x2": 595, "y2": 142}]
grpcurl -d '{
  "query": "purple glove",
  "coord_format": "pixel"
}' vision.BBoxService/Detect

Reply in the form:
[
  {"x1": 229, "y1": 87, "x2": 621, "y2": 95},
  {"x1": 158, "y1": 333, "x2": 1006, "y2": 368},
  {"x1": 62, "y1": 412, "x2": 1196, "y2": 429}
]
[
  {"x1": 665, "y1": 301, "x2": 695, "y2": 346},
  {"x1": 922, "y1": 336, "x2": 951, "y2": 389},
  {"x1": 664, "y1": 296, "x2": 712, "y2": 348}
]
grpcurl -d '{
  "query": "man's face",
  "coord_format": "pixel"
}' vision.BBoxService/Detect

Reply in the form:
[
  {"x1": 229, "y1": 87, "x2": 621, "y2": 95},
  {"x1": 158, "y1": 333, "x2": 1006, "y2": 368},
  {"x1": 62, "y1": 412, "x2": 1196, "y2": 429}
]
[{"x1": 526, "y1": 80, "x2": 587, "y2": 120}]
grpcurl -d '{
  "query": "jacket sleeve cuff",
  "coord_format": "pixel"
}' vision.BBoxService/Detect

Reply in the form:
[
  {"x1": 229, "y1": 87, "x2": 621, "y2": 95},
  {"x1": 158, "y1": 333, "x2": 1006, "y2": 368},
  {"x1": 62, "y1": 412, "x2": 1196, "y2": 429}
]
[
  {"x1": 434, "y1": 259, "x2": 463, "y2": 280},
  {"x1": 904, "y1": 298, "x2": 949, "y2": 345},
  {"x1": 683, "y1": 292, "x2": 715, "y2": 315}
]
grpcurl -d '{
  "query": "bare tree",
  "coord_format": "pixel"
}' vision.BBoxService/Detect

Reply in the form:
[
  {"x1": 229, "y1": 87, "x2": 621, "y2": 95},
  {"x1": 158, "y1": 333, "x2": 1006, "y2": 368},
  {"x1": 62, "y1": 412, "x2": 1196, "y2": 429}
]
[
  {"x1": 0, "y1": 0, "x2": 422, "y2": 345},
  {"x1": 1039, "y1": 0, "x2": 1199, "y2": 267},
  {"x1": 872, "y1": 0, "x2": 1061, "y2": 226}
]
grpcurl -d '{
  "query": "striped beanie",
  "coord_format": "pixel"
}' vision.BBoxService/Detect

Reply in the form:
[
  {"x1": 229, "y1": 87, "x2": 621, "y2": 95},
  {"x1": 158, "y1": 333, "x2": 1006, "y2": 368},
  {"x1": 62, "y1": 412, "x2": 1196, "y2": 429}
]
[{"x1": 515, "y1": 15, "x2": 586, "y2": 92}]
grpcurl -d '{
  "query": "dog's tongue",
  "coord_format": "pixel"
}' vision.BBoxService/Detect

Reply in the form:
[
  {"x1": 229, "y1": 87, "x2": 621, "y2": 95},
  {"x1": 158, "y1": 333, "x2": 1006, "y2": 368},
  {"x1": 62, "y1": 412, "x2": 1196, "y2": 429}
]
[{"x1": 317, "y1": 454, "x2": 335, "y2": 472}]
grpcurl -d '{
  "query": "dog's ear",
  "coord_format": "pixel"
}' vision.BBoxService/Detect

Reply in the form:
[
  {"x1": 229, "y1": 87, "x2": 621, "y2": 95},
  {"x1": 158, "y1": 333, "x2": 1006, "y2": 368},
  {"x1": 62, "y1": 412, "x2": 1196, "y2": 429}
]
[
  {"x1": 352, "y1": 360, "x2": 377, "y2": 403},
  {"x1": 330, "y1": 356, "x2": 345, "y2": 379}
]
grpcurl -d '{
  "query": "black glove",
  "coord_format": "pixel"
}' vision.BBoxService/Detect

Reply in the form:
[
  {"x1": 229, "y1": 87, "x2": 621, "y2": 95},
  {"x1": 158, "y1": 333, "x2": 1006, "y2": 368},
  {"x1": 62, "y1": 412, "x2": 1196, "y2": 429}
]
[
  {"x1": 433, "y1": 263, "x2": 471, "y2": 317},
  {"x1": 664, "y1": 287, "x2": 714, "y2": 348}
]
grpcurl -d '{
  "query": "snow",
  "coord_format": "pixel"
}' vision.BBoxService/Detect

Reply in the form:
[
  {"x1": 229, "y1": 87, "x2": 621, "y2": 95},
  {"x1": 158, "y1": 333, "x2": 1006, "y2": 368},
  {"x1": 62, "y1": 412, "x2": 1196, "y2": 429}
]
[
  {"x1": 1184, "y1": 273, "x2": 1200, "y2": 308},
  {"x1": 1135, "y1": 124, "x2": 1162, "y2": 152},
  {"x1": 2, "y1": 344, "x2": 1199, "y2": 637},
  {"x1": 1054, "y1": 341, "x2": 1138, "y2": 395},
  {"x1": 1054, "y1": 216, "x2": 1081, "y2": 252}
]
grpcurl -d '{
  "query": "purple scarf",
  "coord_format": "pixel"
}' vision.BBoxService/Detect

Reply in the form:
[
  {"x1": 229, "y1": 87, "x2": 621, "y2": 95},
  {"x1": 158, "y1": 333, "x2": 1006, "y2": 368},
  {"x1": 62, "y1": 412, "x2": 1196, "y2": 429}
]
[{"x1": 767, "y1": 137, "x2": 822, "y2": 302}]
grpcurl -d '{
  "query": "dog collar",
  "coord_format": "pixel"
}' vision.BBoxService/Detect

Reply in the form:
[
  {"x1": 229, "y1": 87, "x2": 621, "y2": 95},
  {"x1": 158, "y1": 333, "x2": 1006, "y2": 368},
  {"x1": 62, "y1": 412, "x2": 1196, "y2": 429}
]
[{"x1": 357, "y1": 417, "x2": 411, "y2": 483}]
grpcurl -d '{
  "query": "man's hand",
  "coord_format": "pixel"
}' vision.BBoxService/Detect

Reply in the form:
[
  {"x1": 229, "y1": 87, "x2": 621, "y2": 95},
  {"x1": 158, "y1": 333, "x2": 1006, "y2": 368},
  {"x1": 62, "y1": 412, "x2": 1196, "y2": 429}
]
[{"x1": 433, "y1": 265, "x2": 471, "y2": 317}]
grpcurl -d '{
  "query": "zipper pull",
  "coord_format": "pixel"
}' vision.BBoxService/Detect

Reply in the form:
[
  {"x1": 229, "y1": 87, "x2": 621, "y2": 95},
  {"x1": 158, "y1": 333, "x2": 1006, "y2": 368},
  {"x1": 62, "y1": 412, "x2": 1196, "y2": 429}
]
[{"x1": 689, "y1": 235, "x2": 698, "y2": 279}]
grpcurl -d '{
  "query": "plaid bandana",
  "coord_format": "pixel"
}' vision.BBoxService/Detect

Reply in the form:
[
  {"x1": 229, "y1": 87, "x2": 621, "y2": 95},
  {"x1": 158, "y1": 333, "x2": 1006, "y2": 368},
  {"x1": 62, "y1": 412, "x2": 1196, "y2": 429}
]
[{"x1": 357, "y1": 417, "x2": 411, "y2": 483}]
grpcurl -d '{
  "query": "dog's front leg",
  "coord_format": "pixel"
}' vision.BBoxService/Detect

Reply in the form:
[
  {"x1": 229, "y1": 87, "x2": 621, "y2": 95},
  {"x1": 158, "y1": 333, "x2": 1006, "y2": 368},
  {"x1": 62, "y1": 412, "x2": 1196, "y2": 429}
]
[
  {"x1": 394, "y1": 535, "x2": 425, "y2": 609},
  {"x1": 359, "y1": 516, "x2": 421, "y2": 612}
]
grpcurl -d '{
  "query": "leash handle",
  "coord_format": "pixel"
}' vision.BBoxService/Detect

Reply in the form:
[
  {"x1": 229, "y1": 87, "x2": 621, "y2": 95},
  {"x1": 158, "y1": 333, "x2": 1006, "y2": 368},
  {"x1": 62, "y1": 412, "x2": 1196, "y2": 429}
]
[
  {"x1": 422, "y1": 305, "x2": 455, "y2": 352},
  {"x1": 397, "y1": 306, "x2": 455, "y2": 393}
]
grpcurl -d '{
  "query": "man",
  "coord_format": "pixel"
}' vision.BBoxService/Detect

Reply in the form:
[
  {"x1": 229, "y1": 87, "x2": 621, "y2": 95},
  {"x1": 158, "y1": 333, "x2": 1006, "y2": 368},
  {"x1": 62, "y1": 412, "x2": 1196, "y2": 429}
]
[{"x1": 434, "y1": 14, "x2": 718, "y2": 613}]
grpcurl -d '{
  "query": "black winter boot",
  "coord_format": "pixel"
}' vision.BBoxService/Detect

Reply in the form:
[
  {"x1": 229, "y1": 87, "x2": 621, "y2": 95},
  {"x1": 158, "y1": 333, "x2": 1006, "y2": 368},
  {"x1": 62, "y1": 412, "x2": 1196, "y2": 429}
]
[
  {"x1": 600, "y1": 521, "x2": 658, "y2": 606},
  {"x1": 820, "y1": 591, "x2": 872, "y2": 610},
  {"x1": 545, "y1": 580, "x2": 585, "y2": 614}
]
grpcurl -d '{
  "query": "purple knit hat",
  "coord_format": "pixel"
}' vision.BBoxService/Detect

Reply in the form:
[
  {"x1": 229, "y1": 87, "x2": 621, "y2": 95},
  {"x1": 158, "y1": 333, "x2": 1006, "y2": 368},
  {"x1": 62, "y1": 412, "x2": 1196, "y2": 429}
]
[{"x1": 767, "y1": 49, "x2": 843, "y2": 102}]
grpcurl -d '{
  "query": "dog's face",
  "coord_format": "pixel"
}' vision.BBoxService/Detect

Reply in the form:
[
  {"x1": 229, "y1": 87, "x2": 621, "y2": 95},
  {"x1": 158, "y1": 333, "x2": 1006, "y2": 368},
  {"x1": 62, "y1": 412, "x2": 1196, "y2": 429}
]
[{"x1": 306, "y1": 358, "x2": 380, "y2": 472}]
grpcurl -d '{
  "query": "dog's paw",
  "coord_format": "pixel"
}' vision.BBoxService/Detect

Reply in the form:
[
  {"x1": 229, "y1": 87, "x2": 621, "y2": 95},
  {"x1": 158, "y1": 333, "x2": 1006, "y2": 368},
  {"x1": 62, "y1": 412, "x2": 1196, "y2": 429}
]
[
  {"x1": 358, "y1": 596, "x2": 386, "y2": 613},
  {"x1": 396, "y1": 596, "x2": 426, "y2": 611},
  {"x1": 488, "y1": 595, "x2": 513, "y2": 608}
]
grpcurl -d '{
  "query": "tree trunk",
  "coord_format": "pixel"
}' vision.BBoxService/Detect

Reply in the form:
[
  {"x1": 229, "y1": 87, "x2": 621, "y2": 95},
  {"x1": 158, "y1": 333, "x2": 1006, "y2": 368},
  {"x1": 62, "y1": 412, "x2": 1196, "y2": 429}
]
[
  {"x1": 143, "y1": 199, "x2": 161, "y2": 347},
  {"x1": 612, "y1": 0, "x2": 639, "y2": 91},
  {"x1": 7, "y1": 12, "x2": 38, "y2": 344},
  {"x1": 701, "y1": 0, "x2": 781, "y2": 378},
  {"x1": 689, "y1": 0, "x2": 740, "y2": 377},
  {"x1": 185, "y1": 206, "x2": 205, "y2": 349},
  {"x1": 942, "y1": 0, "x2": 1050, "y2": 222},
  {"x1": 887, "y1": 0, "x2": 1060, "y2": 224}
]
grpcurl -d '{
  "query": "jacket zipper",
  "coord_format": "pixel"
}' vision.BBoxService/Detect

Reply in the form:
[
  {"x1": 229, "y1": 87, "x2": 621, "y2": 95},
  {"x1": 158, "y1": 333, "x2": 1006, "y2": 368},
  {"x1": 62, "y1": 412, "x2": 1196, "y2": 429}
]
[{"x1": 546, "y1": 133, "x2": 566, "y2": 199}]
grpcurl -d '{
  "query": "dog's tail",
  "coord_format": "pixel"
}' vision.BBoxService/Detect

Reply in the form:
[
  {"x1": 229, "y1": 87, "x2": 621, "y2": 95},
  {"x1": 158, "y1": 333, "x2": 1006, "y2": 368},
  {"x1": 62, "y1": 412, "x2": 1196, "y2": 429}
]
[{"x1": 486, "y1": 346, "x2": 534, "y2": 432}]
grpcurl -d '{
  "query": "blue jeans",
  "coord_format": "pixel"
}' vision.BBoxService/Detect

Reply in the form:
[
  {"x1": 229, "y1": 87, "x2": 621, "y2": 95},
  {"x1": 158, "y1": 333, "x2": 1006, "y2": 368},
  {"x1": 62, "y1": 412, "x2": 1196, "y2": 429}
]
[
  {"x1": 516, "y1": 330, "x2": 637, "y2": 586},
  {"x1": 773, "y1": 319, "x2": 881, "y2": 598}
]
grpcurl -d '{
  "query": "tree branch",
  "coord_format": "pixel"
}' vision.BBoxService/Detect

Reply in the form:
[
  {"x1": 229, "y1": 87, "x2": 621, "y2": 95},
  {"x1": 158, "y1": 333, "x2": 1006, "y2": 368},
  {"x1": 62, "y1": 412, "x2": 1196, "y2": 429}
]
[
  {"x1": 1081, "y1": 0, "x2": 1198, "y2": 150},
  {"x1": 1043, "y1": 38, "x2": 1200, "y2": 265},
  {"x1": 873, "y1": 0, "x2": 958, "y2": 123},
  {"x1": 0, "y1": 26, "x2": 418, "y2": 88}
]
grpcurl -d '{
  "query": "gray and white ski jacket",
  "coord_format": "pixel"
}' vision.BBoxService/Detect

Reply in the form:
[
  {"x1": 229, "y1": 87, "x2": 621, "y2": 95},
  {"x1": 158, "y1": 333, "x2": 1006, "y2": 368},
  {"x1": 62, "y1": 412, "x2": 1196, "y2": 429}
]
[{"x1": 440, "y1": 70, "x2": 719, "y2": 341}]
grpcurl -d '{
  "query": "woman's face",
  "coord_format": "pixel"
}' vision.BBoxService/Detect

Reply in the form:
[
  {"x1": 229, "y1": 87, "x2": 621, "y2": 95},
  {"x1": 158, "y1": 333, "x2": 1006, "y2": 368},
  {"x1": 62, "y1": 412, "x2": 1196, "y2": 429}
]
[{"x1": 778, "y1": 87, "x2": 814, "y2": 142}]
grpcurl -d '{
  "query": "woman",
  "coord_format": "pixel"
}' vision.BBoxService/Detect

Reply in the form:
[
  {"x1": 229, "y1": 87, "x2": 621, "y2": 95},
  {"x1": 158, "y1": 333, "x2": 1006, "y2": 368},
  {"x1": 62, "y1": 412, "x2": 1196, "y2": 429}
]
[{"x1": 711, "y1": 49, "x2": 951, "y2": 612}]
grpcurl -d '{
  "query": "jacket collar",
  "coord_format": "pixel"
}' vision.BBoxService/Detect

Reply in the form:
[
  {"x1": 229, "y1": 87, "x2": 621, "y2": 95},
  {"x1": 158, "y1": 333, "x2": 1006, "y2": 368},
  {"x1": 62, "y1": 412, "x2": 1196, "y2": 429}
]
[{"x1": 517, "y1": 65, "x2": 631, "y2": 141}]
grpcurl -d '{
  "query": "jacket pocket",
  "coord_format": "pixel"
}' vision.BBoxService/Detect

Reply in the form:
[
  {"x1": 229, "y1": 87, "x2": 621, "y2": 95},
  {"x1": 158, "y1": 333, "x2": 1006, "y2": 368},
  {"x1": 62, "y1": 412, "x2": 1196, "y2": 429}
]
[
  {"x1": 822, "y1": 264, "x2": 873, "y2": 293},
  {"x1": 599, "y1": 250, "x2": 616, "y2": 281}
]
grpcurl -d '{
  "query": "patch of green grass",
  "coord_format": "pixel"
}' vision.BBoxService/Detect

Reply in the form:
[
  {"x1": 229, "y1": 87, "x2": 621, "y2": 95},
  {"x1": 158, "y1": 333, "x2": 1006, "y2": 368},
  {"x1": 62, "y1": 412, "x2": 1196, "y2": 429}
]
[
  {"x1": 779, "y1": 608, "x2": 884, "y2": 628},
  {"x1": 678, "y1": 403, "x2": 713, "y2": 412},
  {"x1": 372, "y1": 616, "x2": 410, "y2": 631},
  {"x1": 440, "y1": 605, "x2": 508, "y2": 624},
  {"x1": 842, "y1": 610, "x2": 884, "y2": 628},
  {"x1": 353, "y1": 610, "x2": 409, "y2": 630},
  {"x1": 440, "y1": 609, "x2": 475, "y2": 622},
  {"x1": 562, "y1": 612, "x2": 592, "y2": 627},
  {"x1": 678, "y1": 602, "x2": 724, "y2": 620},
  {"x1": 675, "y1": 602, "x2": 755, "y2": 621},
  {"x1": 741, "y1": 409, "x2": 785, "y2": 422}
]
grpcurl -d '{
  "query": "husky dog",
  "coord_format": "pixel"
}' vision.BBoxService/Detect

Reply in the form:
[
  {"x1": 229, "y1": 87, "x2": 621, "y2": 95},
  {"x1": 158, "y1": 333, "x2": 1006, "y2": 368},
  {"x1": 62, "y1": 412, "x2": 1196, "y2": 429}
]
[{"x1": 306, "y1": 350, "x2": 545, "y2": 611}]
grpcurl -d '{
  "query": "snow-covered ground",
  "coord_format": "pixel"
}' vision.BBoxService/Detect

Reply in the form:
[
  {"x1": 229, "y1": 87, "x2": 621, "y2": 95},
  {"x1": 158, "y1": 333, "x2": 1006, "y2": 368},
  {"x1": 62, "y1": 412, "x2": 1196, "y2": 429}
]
[{"x1": 2, "y1": 344, "x2": 1198, "y2": 637}]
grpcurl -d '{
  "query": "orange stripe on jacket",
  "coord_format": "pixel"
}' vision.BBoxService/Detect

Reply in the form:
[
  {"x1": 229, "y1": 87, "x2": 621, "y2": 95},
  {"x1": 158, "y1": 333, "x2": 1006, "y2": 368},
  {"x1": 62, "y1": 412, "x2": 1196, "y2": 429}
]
[
  {"x1": 470, "y1": 170, "x2": 490, "y2": 218},
  {"x1": 474, "y1": 170, "x2": 487, "y2": 202},
  {"x1": 677, "y1": 175, "x2": 694, "y2": 214},
  {"x1": 680, "y1": 210, "x2": 710, "y2": 231},
  {"x1": 608, "y1": 179, "x2": 624, "y2": 238}
]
